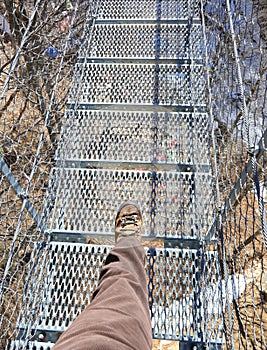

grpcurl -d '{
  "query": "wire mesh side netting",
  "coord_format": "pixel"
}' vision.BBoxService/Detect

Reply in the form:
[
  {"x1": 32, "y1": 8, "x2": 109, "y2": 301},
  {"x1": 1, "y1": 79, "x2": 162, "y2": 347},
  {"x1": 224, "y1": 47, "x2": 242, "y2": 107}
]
[
  {"x1": 0, "y1": 1, "x2": 99, "y2": 348},
  {"x1": 202, "y1": 0, "x2": 267, "y2": 348}
]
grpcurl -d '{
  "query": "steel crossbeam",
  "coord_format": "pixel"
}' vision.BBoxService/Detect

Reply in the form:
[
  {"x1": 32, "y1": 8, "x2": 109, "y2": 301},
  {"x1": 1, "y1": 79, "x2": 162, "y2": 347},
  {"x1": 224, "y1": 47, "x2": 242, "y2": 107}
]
[{"x1": 13, "y1": 0, "x2": 224, "y2": 348}]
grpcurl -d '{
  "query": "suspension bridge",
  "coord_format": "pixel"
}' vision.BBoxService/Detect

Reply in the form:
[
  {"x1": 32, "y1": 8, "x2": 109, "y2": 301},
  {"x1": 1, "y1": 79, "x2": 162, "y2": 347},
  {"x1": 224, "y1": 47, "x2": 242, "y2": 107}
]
[{"x1": 0, "y1": 0, "x2": 266, "y2": 349}]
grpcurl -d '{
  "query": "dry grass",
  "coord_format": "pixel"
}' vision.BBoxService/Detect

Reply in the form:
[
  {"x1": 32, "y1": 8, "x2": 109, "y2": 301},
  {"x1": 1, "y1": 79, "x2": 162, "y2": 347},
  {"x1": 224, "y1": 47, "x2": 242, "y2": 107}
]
[
  {"x1": 152, "y1": 340, "x2": 179, "y2": 350},
  {"x1": 222, "y1": 190, "x2": 267, "y2": 349}
]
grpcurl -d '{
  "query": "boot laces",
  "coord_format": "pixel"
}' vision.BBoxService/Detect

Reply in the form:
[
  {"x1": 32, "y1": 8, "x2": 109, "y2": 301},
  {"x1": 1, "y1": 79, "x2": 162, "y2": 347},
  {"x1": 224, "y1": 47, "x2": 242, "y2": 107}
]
[{"x1": 121, "y1": 214, "x2": 139, "y2": 229}]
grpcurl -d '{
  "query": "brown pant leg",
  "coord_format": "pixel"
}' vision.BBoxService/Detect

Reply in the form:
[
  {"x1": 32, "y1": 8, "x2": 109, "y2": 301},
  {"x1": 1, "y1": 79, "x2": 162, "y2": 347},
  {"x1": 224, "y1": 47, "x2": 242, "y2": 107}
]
[{"x1": 53, "y1": 237, "x2": 152, "y2": 350}]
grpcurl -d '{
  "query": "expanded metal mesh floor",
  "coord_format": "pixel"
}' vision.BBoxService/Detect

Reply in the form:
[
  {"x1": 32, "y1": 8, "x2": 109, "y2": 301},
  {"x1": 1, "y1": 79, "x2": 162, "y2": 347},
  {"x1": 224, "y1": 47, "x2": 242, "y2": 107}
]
[
  {"x1": 97, "y1": 0, "x2": 201, "y2": 20},
  {"x1": 71, "y1": 63, "x2": 206, "y2": 106},
  {"x1": 56, "y1": 110, "x2": 210, "y2": 165},
  {"x1": 14, "y1": 242, "x2": 223, "y2": 346},
  {"x1": 9, "y1": 0, "x2": 224, "y2": 348},
  {"x1": 10, "y1": 341, "x2": 52, "y2": 350},
  {"x1": 47, "y1": 168, "x2": 214, "y2": 240},
  {"x1": 81, "y1": 23, "x2": 203, "y2": 59}
]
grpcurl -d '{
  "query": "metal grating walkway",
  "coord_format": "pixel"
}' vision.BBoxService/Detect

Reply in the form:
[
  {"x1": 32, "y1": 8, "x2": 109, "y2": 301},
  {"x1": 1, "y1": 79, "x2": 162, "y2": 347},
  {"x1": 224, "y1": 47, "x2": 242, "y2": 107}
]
[{"x1": 12, "y1": 1, "x2": 224, "y2": 349}]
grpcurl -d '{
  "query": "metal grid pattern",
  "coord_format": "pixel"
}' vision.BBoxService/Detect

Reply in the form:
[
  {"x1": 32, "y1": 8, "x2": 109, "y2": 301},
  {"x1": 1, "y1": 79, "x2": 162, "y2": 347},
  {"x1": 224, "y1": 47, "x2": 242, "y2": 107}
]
[
  {"x1": 98, "y1": 0, "x2": 201, "y2": 20},
  {"x1": 82, "y1": 23, "x2": 203, "y2": 59},
  {"x1": 71, "y1": 63, "x2": 206, "y2": 105},
  {"x1": 48, "y1": 169, "x2": 214, "y2": 239},
  {"x1": 10, "y1": 341, "x2": 52, "y2": 350},
  {"x1": 56, "y1": 110, "x2": 210, "y2": 165},
  {"x1": 15, "y1": 243, "x2": 222, "y2": 343},
  {"x1": 19, "y1": 244, "x2": 109, "y2": 333},
  {"x1": 150, "y1": 248, "x2": 223, "y2": 341}
]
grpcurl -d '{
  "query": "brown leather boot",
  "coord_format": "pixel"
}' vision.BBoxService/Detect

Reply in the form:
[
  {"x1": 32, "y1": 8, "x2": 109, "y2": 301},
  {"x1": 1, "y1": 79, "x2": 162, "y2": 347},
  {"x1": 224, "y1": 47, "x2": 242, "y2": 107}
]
[{"x1": 115, "y1": 201, "x2": 143, "y2": 243}]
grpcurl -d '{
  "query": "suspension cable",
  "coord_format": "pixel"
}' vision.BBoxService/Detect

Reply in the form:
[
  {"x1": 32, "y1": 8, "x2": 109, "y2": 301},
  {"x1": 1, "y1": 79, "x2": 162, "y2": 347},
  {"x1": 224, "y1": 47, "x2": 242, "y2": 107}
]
[{"x1": 199, "y1": 1, "x2": 235, "y2": 349}]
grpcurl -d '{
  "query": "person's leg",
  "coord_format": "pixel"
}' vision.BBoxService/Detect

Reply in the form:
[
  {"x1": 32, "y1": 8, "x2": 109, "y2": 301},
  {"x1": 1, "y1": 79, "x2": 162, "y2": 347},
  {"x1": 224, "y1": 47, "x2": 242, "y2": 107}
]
[{"x1": 53, "y1": 236, "x2": 152, "y2": 350}]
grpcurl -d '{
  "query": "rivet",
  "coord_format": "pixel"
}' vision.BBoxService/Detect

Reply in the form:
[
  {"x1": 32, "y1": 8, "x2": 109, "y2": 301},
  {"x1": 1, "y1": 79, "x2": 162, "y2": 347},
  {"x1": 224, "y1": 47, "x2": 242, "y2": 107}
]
[{"x1": 38, "y1": 333, "x2": 45, "y2": 340}]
